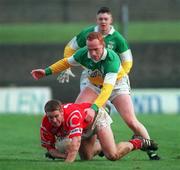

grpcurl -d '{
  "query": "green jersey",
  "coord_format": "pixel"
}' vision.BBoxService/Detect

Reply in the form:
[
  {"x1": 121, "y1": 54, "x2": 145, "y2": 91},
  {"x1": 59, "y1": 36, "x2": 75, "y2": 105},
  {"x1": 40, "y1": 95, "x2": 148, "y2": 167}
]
[
  {"x1": 65, "y1": 25, "x2": 133, "y2": 75},
  {"x1": 69, "y1": 46, "x2": 120, "y2": 85},
  {"x1": 48, "y1": 45, "x2": 122, "y2": 110},
  {"x1": 76, "y1": 25, "x2": 129, "y2": 54}
]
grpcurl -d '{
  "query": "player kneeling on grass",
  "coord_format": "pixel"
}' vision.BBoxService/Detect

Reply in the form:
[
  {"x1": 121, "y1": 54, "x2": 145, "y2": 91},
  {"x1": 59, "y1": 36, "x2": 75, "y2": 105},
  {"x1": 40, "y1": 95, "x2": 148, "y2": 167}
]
[{"x1": 40, "y1": 99, "x2": 158, "y2": 163}]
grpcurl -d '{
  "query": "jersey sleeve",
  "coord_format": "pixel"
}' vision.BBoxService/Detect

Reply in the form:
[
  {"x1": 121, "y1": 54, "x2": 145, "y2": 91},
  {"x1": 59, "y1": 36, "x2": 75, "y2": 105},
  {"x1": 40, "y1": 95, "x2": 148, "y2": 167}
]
[
  {"x1": 115, "y1": 32, "x2": 133, "y2": 74},
  {"x1": 92, "y1": 73, "x2": 117, "y2": 111},
  {"x1": 45, "y1": 58, "x2": 71, "y2": 76},
  {"x1": 76, "y1": 31, "x2": 87, "y2": 48},
  {"x1": 115, "y1": 32, "x2": 129, "y2": 53},
  {"x1": 63, "y1": 36, "x2": 79, "y2": 58},
  {"x1": 120, "y1": 49, "x2": 133, "y2": 74}
]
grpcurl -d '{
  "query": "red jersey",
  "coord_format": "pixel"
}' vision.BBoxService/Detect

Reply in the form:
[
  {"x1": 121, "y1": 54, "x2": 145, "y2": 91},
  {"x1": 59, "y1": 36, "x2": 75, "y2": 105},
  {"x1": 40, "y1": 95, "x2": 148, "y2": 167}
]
[{"x1": 40, "y1": 103, "x2": 91, "y2": 150}]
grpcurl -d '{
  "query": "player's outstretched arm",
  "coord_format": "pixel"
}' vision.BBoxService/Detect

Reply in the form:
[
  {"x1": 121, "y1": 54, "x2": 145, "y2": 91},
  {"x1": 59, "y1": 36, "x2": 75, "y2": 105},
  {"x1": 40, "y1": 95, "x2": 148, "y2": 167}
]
[
  {"x1": 65, "y1": 136, "x2": 81, "y2": 163},
  {"x1": 31, "y1": 58, "x2": 74, "y2": 81}
]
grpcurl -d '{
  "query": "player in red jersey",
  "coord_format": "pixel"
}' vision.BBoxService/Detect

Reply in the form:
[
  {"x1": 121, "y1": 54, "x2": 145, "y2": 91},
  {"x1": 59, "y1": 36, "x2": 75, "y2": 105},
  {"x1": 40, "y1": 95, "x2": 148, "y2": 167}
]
[{"x1": 40, "y1": 99, "x2": 158, "y2": 163}]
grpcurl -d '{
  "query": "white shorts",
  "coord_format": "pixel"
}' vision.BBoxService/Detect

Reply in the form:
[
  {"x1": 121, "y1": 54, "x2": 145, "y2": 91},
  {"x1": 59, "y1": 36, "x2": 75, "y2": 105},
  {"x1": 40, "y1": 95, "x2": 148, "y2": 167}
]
[
  {"x1": 80, "y1": 70, "x2": 131, "y2": 101},
  {"x1": 82, "y1": 108, "x2": 113, "y2": 139}
]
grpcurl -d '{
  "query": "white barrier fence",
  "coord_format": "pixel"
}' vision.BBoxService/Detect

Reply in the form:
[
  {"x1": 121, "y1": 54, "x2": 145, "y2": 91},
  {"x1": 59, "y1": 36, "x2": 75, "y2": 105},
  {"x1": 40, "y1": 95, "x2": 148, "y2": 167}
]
[
  {"x1": 0, "y1": 88, "x2": 179, "y2": 114},
  {"x1": 131, "y1": 89, "x2": 180, "y2": 114},
  {"x1": 0, "y1": 87, "x2": 52, "y2": 114}
]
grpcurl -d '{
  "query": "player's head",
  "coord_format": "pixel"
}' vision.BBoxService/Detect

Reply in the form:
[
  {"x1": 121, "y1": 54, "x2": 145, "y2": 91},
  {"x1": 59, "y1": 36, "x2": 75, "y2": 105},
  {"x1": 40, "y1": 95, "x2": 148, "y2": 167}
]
[
  {"x1": 86, "y1": 32, "x2": 105, "y2": 62},
  {"x1": 44, "y1": 99, "x2": 64, "y2": 127},
  {"x1": 96, "y1": 7, "x2": 113, "y2": 34}
]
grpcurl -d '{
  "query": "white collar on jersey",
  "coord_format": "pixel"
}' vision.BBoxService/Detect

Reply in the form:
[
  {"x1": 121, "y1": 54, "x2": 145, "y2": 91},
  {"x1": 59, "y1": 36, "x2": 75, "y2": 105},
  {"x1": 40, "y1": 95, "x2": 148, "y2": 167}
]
[
  {"x1": 88, "y1": 48, "x2": 107, "y2": 63},
  {"x1": 94, "y1": 25, "x2": 115, "y2": 36}
]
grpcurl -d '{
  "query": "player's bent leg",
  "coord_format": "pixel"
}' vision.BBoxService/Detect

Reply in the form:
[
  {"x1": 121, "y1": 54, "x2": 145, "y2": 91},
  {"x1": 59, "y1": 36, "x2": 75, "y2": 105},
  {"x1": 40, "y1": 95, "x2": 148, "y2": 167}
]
[
  {"x1": 79, "y1": 135, "x2": 99, "y2": 160},
  {"x1": 97, "y1": 128, "x2": 135, "y2": 161},
  {"x1": 112, "y1": 94, "x2": 150, "y2": 139},
  {"x1": 116, "y1": 142, "x2": 134, "y2": 159},
  {"x1": 110, "y1": 76, "x2": 160, "y2": 160},
  {"x1": 97, "y1": 126, "x2": 119, "y2": 161},
  {"x1": 112, "y1": 95, "x2": 161, "y2": 160}
]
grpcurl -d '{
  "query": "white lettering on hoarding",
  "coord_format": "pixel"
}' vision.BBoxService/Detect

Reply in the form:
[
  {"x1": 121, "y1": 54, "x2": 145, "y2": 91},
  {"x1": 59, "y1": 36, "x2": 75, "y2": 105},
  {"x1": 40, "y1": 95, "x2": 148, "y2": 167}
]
[
  {"x1": 0, "y1": 87, "x2": 52, "y2": 114},
  {"x1": 132, "y1": 95, "x2": 162, "y2": 114},
  {"x1": 131, "y1": 89, "x2": 180, "y2": 114}
]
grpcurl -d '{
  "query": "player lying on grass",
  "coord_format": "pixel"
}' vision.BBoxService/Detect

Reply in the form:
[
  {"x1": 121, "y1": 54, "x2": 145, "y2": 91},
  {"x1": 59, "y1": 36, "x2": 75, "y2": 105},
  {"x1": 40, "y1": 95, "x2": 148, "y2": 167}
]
[{"x1": 40, "y1": 99, "x2": 158, "y2": 163}]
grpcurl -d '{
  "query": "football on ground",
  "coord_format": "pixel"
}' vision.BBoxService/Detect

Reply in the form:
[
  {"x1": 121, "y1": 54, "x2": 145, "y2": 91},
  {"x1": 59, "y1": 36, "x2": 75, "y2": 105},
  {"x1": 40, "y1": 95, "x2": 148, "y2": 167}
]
[{"x1": 55, "y1": 138, "x2": 72, "y2": 153}]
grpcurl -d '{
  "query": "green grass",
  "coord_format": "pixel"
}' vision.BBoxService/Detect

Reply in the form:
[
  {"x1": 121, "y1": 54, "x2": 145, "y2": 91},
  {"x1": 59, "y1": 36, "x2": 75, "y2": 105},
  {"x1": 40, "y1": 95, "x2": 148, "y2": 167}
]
[
  {"x1": 0, "y1": 114, "x2": 180, "y2": 170},
  {"x1": 0, "y1": 23, "x2": 89, "y2": 44},
  {"x1": 128, "y1": 21, "x2": 180, "y2": 42},
  {"x1": 0, "y1": 21, "x2": 180, "y2": 44}
]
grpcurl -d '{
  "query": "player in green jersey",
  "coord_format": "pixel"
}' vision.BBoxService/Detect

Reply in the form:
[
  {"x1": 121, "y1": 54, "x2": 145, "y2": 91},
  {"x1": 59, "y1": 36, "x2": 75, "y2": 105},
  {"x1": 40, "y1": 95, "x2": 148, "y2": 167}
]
[
  {"x1": 31, "y1": 32, "x2": 122, "y2": 111},
  {"x1": 57, "y1": 7, "x2": 160, "y2": 160}
]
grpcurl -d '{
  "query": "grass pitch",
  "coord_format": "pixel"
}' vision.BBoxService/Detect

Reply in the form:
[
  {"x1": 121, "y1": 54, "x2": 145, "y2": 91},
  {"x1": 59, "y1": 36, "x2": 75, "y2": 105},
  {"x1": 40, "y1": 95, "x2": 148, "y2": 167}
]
[
  {"x1": 0, "y1": 21, "x2": 180, "y2": 44},
  {"x1": 0, "y1": 114, "x2": 180, "y2": 170}
]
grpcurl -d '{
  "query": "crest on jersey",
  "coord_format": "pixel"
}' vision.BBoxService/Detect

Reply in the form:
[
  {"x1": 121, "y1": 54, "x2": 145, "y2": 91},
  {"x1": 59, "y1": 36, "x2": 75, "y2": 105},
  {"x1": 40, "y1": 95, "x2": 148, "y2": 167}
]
[
  {"x1": 107, "y1": 41, "x2": 114, "y2": 50},
  {"x1": 88, "y1": 69, "x2": 102, "y2": 78},
  {"x1": 66, "y1": 110, "x2": 82, "y2": 128}
]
